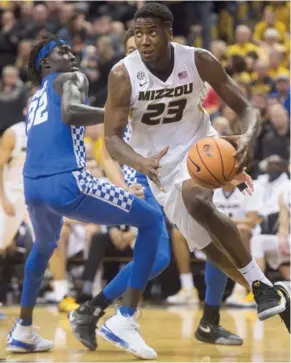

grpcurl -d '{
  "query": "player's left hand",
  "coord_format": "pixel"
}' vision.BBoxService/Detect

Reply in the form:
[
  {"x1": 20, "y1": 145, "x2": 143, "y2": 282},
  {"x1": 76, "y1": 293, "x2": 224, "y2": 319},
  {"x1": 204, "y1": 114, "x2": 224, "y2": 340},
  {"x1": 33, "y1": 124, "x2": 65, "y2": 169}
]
[
  {"x1": 128, "y1": 183, "x2": 145, "y2": 199},
  {"x1": 229, "y1": 168, "x2": 254, "y2": 196},
  {"x1": 221, "y1": 133, "x2": 253, "y2": 172}
]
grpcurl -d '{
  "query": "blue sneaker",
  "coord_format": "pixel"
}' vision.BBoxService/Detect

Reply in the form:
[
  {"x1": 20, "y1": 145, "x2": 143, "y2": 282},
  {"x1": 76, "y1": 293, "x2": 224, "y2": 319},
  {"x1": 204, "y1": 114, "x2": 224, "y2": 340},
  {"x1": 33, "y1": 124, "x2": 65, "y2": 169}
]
[{"x1": 7, "y1": 321, "x2": 53, "y2": 353}]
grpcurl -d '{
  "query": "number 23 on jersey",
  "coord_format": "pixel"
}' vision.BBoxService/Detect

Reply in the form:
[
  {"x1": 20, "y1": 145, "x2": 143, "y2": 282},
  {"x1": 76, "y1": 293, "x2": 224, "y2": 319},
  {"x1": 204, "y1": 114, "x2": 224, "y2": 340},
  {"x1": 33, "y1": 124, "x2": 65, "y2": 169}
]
[{"x1": 27, "y1": 81, "x2": 48, "y2": 132}]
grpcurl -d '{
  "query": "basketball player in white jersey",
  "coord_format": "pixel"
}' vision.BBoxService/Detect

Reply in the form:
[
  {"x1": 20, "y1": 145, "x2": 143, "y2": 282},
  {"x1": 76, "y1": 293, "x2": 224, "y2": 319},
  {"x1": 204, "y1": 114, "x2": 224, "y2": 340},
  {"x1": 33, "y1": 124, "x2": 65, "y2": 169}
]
[
  {"x1": 0, "y1": 116, "x2": 29, "y2": 252},
  {"x1": 102, "y1": 2, "x2": 289, "y2": 338}
]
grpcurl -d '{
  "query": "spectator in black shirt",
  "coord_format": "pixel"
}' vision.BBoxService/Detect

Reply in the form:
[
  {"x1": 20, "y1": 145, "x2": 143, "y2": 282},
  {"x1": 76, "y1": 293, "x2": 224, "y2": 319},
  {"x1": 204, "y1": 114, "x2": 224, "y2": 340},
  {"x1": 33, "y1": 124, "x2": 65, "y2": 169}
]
[
  {"x1": 93, "y1": 35, "x2": 122, "y2": 107},
  {"x1": 16, "y1": 2, "x2": 33, "y2": 36},
  {"x1": 15, "y1": 39, "x2": 32, "y2": 84},
  {"x1": 57, "y1": 13, "x2": 91, "y2": 63},
  {"x1": 0, "y1": 10, "x2": 19, "y2": 73},
  {"x1": 23, "y1": 4, "x2": 58, "y2": 39},
  {"x1": 0, "y1": 66, "x2": 27, "y2": 135},
  {"x1": 254, "y1": 104, "x2": 290, "y2": 176}
]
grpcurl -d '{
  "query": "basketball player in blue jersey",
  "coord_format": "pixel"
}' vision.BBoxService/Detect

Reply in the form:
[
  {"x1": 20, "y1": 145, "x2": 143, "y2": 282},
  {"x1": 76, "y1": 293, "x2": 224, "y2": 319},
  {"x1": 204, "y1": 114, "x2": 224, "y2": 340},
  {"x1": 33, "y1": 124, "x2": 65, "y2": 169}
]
[
  {"x1": 6, "y1": 36, "x2": 168, "y2": 359},
  {"x1": 70, "y1": 28, "x2": 243, "y2": 348}
]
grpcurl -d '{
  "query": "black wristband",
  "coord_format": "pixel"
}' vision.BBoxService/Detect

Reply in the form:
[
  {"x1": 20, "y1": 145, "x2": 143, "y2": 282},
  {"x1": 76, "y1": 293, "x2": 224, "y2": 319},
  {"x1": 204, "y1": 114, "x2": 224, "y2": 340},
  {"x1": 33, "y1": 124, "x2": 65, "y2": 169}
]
[{"x1": 237, "y1": 182, "x2": 248, "y2": 192}]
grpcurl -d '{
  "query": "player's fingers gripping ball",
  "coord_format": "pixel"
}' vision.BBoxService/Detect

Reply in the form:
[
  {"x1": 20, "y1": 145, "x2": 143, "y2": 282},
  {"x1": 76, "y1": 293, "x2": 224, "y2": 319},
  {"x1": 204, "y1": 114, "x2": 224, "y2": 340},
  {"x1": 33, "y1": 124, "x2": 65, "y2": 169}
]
[{"x1": 187, "y1": 137, "x2": 238, "y2": 189}]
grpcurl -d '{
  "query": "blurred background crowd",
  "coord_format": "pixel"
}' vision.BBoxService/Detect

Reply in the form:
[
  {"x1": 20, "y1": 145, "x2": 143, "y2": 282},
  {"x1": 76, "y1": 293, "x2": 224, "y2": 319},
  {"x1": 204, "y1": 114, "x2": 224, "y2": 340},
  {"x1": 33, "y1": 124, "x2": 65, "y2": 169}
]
[{"x1": 0, "y1": 1, "x2": 290, "y2": 314}]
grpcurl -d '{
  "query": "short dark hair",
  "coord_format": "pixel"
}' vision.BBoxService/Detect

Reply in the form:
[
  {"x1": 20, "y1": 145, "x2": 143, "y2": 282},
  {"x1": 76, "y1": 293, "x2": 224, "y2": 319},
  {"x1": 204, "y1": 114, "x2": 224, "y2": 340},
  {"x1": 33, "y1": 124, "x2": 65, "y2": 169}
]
[
  {"x1": 28, "y1": 35, "x2": 63, "y2": 86},
  {"x1": 134, "y1": 2, "x2": 173, "y2": 27},
  {"x1": 123, "y1": 28, "x2": 134, "y2": 50}
]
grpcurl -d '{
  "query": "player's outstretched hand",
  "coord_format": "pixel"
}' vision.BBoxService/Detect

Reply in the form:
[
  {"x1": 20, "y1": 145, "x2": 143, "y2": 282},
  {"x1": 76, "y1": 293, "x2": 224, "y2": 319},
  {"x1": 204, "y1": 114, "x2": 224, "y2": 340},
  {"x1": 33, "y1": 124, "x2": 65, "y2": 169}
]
[
  {"x1": 229, "y1": 168, "x2": 254, "y2": 196},
  {"x1": 128, "y1": 183, "x2": 145, "y2": 199},
  {"x1": 221, "y1": 133, "x2": 253, "y2": 172},
  {"x1": 140, "y1": 146, "x2": 169, "y2": 192}
]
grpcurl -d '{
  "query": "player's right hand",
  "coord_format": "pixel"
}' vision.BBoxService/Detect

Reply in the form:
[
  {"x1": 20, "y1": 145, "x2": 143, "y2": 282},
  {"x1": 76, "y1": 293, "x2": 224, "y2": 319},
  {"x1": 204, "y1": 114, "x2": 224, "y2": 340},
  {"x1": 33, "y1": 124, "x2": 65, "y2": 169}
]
[
  {"x1": 229, "y1": 168, "x2": 254, "y2": 195},
  {"x1": 2, "y1": 198, "x2": 15, "y2": 217},
  {"x1": 128, "y1": 183, "x2": 145, "y2": 199},
  {"x1": 140, "y1": 146, "x2": 169, "y2": 192}
]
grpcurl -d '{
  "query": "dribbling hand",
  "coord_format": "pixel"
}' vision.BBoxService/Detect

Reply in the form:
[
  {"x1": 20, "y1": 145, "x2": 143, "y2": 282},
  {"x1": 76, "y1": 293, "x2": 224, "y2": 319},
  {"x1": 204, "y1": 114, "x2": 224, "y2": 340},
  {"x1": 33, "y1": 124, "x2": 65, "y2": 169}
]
[
  {"x1": 140, "y1": 146, "x2": 169, "y2": 192},
  {"x1": 221, "y1": 133, "x2": 253, "y2": 172}
]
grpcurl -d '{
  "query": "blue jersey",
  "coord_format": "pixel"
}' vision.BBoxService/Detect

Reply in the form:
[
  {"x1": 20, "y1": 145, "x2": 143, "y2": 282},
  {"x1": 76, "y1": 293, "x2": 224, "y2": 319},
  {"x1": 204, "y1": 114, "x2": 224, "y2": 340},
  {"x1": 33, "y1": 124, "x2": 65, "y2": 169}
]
[
  {"x1": 122, "y1": 125, "x2": 138, "y2": 186},
  {"x1": 23, "y1": 73, "x2": 86, "y2": 178}
]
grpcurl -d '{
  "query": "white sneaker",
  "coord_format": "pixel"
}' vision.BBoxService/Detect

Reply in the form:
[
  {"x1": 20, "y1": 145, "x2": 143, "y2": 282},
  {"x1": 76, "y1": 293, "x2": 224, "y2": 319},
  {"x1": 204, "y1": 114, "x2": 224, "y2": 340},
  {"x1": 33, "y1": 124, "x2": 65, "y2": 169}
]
[
  {"x1": 97, "y1": 310, "x2": 157, "y2": 360},
  {"x1": 166, "y1": 289, "x2": 198, "y2": 305},
  {"x1": 7, "y1": 321, "x2": 53, "y2": 353}
]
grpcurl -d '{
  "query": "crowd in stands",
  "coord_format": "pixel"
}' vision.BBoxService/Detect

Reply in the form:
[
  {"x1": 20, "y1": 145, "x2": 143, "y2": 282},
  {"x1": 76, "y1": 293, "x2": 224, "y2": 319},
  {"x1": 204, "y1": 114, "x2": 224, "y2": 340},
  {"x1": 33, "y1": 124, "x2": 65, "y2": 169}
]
[{"x1": 0, "y1": 1, "x2": 289, "y2": 311}]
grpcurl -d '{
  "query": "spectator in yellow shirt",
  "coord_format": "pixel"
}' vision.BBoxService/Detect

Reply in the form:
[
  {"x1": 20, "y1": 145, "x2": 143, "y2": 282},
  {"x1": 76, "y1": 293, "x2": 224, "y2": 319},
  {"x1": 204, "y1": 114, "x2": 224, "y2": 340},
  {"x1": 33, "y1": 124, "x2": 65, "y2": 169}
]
[
  {"x1": 253, "y1": 6, "x2": 286, "y2": 43},
  {"x1": 269, "y1": 49, "x2": 290, "y2": 79},
  {"x1": 273, "y1": 1, "x2": 290, "y2": 31},
  {"x1": 257, "y1": 28, "x2": 284, "y2": 62},
  {"x1": 226, "y1": 25, "x2": 258, "y2": 58}
]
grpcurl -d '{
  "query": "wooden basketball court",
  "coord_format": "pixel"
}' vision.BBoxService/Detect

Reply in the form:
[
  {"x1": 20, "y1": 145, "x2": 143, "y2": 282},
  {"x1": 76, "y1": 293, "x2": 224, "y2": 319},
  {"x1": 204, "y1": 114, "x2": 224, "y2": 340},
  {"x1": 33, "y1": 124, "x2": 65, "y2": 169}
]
[{"x1": 0, "y1": 306, "x2": 290, "y2": 362}]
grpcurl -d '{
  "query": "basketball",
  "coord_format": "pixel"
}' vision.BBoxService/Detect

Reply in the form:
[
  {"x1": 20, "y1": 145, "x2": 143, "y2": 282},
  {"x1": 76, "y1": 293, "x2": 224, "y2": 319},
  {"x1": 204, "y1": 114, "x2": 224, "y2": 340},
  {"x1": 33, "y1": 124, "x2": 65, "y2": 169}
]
[{"x1": 187, "y1": 137, "x2": 238, "y2": 189}]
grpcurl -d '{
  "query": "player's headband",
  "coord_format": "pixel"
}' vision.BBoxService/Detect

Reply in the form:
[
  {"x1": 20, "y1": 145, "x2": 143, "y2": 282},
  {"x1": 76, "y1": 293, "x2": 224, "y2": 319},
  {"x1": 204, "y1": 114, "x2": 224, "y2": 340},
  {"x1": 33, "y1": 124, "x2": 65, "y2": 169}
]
[{"x1": 35, "y1": 39, "x2": 66, "y2": 70}]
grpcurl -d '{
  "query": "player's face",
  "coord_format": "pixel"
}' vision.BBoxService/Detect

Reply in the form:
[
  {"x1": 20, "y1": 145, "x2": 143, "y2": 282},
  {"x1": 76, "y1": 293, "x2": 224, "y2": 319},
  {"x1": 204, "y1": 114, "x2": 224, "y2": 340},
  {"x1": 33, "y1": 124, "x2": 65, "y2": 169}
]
[
  {"x1": 47, "y1": 44, "x2": 78, "y2": 73},
  {"x1": 134, "y1": 18, "x2": 171, "y2": 65},
  {"x1": 126, "y1": 36, "x2": 136, "y2": 55}
]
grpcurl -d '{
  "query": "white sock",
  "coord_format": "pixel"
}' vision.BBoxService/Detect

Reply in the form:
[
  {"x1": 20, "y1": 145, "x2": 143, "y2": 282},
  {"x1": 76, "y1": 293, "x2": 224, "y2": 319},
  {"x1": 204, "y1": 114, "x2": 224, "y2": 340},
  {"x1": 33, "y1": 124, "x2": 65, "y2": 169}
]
[
  {"x1": 238, "y1": 259, "x2": 272, "y2": 287},
  {"x1": 53, "y1": 280, "x2": 69, "y2": 302},
  {"x1": 180, "y1": 273, "x2": 194, "y2": 290}
]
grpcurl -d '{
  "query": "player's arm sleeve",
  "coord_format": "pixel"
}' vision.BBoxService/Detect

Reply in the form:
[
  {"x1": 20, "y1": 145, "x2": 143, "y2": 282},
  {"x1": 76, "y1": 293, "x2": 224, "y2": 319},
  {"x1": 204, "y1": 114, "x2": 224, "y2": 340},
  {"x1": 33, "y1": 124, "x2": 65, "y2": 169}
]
[
  {"x1": 104, "y1": 64, "x2": 146, "y2": 171},
  {"x1": 0, "y1": 129, "x2": 15, "y2": 201},
  {"x1": 57, "y1": 72, "x2": 104, "y2": 126}
]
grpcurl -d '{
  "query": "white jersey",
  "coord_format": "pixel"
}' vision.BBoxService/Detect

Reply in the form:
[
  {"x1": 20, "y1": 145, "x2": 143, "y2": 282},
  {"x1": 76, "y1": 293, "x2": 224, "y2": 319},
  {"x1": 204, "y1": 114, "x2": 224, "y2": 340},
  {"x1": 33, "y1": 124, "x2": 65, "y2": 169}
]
[
  {"x1": 119, "y1": 42, "x2": 216, "y2": 203},
  {"x1": 213, "y1": 186, "x2": 260, "y2": 219},
  {"x1": 213, "y1": 185, "x2": 262, "y2": 235},
  {"x1": 3, "y1": 122, "x2": 27, "y2": 191},
  {"x1": 255, "y1": 173, "x2": 289, "y2": 217}
]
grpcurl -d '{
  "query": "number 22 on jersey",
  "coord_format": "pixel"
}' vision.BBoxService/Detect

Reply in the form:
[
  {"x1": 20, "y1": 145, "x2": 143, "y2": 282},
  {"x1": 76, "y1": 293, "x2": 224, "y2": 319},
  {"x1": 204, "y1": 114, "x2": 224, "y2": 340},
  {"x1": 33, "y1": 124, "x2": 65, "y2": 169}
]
[{"x1": 27, "y1": 81, "x2": 48, "y2": 132}]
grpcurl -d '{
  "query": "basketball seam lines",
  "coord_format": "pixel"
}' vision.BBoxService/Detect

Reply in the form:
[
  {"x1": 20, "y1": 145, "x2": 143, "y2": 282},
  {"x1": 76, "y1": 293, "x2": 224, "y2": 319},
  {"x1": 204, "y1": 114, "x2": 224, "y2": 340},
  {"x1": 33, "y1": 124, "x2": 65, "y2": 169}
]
[
  {"x1": 195, "y1": 143, "x2": 221, "y2": 187},
  {"x1": 188, "y1": 159, "x2": 218, "y2": 188},
  {"x1": 212, "y1": 138, "x2": 227, "y2": 183},
  {"x1": 215, "y1": 138, "x2": 236, "y2": 181}
]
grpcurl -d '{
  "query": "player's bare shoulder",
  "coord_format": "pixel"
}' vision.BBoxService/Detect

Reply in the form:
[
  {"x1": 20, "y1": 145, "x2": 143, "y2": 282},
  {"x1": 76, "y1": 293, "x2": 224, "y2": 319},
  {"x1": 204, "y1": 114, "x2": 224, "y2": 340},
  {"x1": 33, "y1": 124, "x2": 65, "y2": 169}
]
[
  {"x1": 54, "y1": 71, "x2": 89, "y2": 96},
  {"x1": 194, "y1": 48, "x2": 222, "y2": 82},
  {"x1": 108, "y1": 63, "x2": 131, "y2": 104}
]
